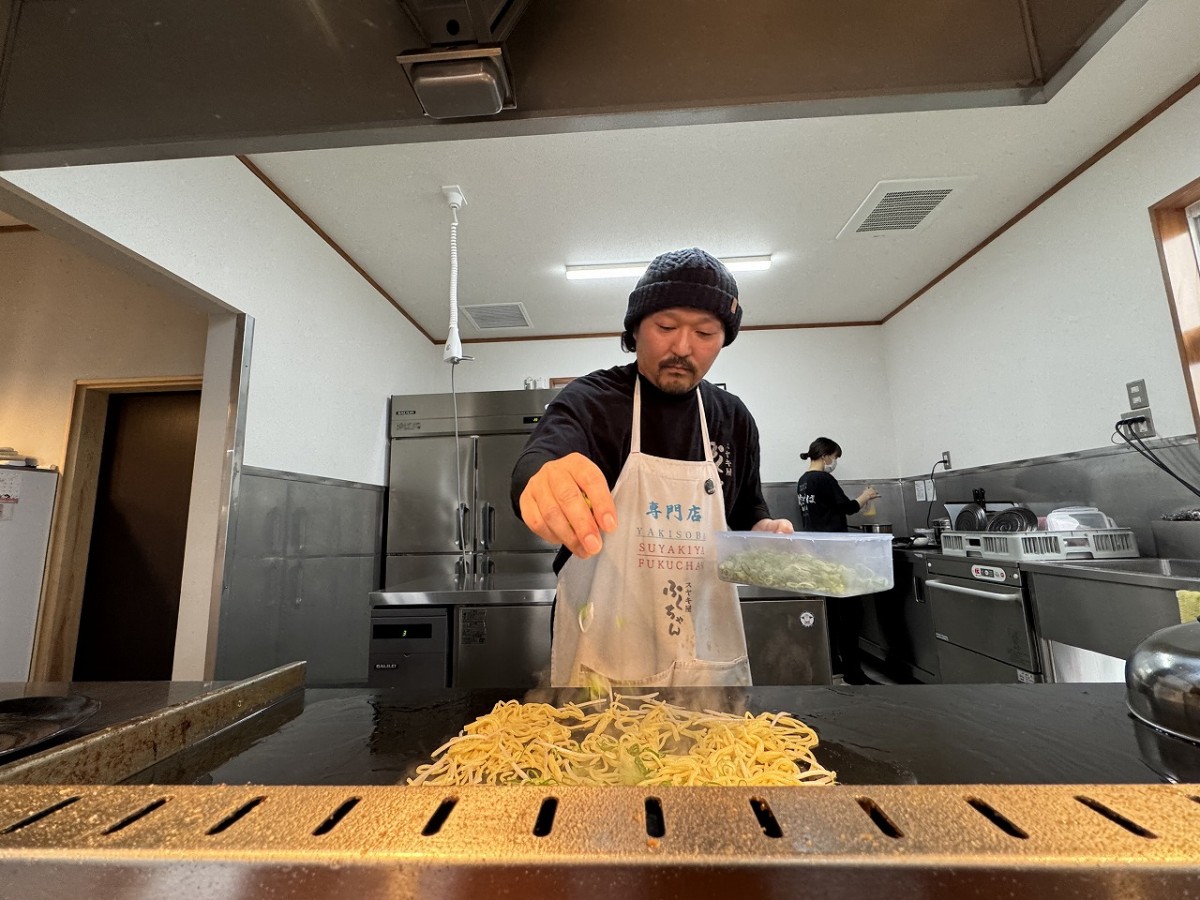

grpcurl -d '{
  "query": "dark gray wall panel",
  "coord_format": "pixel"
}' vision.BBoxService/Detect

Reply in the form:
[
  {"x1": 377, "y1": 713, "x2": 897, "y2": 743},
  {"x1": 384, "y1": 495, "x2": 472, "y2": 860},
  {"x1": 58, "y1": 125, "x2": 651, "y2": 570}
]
[{"x1": 216, "y1": 468, "x2": 382, "y2": 686}]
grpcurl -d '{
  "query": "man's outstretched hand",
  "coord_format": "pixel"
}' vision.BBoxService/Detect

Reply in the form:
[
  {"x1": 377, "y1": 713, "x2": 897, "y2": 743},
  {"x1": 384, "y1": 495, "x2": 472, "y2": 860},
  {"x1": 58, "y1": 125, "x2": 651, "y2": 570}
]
[{"x1": 519, "y1": 453, "x2": 618, "y2": 559}]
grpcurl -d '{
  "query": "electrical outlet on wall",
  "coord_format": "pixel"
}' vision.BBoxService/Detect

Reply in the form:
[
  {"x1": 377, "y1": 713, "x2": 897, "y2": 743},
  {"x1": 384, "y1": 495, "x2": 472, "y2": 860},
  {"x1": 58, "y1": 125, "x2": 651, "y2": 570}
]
[
  {"x1": 941, "y1": 450, "x2": 952, "y2": 470},
  {"x1": 1121, "y1": 409, "x2": 1156, "y2": 438}
]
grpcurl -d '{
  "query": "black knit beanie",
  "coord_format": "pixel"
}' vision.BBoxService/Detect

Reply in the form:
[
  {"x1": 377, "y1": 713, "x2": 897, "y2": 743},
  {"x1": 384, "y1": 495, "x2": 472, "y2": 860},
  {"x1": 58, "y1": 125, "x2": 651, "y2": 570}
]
[{"x1": 624, "y1": 248, "x2": 742, "y2": 346}]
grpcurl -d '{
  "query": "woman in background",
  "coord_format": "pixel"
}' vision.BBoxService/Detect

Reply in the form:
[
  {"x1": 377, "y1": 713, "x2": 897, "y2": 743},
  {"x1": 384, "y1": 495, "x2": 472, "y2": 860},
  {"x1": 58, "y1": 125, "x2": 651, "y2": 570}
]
[{"x1": 797, "y1": 437, "x2": 880, "y2": 685}]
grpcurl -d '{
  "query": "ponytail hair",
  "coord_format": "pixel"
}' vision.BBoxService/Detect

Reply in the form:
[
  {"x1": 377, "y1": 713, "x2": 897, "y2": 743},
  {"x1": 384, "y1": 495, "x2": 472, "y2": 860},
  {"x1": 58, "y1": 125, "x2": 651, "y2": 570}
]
[{"x1": 801, "y1": 437, "x2": 842, "y2": 460}]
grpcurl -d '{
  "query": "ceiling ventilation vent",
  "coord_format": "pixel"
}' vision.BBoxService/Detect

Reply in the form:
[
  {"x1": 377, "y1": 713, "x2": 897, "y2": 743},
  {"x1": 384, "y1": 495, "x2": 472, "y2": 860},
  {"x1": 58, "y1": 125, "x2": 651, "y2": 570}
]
[
  {"x1": 837, "y1": 177, "x2": 976, "y2": 238},
  {"x1": 461, "y1": 302, "x2": 533, "y2": 331}
]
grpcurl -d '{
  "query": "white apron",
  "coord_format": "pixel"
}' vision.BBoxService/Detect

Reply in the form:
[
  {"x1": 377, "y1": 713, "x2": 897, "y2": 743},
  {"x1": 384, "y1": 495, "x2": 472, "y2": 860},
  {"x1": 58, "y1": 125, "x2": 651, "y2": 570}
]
[{"x1": 550, "y1": 380, "x2": 752, "y2": 687}]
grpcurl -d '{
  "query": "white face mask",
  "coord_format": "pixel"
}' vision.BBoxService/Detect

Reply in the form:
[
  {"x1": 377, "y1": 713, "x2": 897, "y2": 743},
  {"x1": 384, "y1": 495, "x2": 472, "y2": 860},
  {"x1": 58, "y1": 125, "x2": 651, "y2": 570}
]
[{"x1": 825, "y1": 457, "x2": 838, "y2": 473}]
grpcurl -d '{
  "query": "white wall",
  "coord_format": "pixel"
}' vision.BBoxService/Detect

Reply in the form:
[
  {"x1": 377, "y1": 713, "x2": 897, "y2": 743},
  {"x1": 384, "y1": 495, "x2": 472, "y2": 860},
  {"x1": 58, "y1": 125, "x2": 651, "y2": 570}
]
[
  {"x1": 456, "y1": 325, "x2": 897, "y2": 483},
  {"x1": 883, "y1": 86, "x2": 1200, "y2": 476},
  {"x1": 3, "y1": 158, "x2": 440, "y2": 486},
  {"x1": 0, "y1": 230, "x2": 208, "y2": 467},
  {"x1": 12, "y1": 79, "x2": 1193, "y2": 491}
]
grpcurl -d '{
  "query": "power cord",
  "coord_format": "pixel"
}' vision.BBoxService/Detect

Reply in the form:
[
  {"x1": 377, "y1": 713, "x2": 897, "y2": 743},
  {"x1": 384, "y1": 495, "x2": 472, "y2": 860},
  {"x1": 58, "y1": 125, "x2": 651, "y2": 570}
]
[
  {"x1": 925, "y1": 458, "x2": 951, "y2": 526},
  {"x1": 1114, "y1": 417, "x2": 1200, "y2": 500}
]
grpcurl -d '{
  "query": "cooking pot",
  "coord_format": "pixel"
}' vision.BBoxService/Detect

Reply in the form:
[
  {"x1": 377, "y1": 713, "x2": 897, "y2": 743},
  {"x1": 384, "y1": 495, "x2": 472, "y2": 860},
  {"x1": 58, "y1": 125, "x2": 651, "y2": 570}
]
[
  {"x1": 931, "y1": 518, "x2": 952, "y2": 544},
  {"x1": 1126, "y1": 618, "x2": 1200, "y2": 744},
  {"x1": 852, "y1": 523, "x2": 893, "y2": 534},
  {"x1": 910, "y1": 527, "x2": 936, "y2": 546}
]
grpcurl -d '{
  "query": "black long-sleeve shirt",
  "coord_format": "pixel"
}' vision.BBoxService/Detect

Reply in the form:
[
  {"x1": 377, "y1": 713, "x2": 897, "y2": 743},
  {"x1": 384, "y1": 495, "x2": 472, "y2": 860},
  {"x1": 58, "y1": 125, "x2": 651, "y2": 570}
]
[
  {"x1": 796, "y1": 470, "x2": 860, "y2": 533},
  {"x1": 511, "y1": 364, "x2": 772, "y2": 572}
]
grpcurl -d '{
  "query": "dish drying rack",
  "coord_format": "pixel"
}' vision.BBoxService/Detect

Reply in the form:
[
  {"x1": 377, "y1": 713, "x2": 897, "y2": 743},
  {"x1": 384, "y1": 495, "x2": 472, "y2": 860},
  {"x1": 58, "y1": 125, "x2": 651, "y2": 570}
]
[{"x1": 940, "y1": 529, "x2": 1138, "y2": 561}]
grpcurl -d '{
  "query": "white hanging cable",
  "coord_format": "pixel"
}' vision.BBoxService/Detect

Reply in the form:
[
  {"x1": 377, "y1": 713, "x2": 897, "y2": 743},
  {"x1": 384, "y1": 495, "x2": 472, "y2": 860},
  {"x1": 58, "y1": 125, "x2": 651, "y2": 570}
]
[
  {"x1": 452, "y1": 360, "x2": 470, "y2": 580},
  {"x1": 443, "y1": 186, "x2": 467, "y2": 365},
  {"x1": 441, "y1": 186, "x2": 472, "y2": 578}
]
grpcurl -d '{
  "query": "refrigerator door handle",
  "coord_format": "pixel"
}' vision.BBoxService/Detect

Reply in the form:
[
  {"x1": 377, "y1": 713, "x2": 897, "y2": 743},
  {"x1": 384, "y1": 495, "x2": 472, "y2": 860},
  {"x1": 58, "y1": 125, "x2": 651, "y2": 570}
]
[
  {"x1": 455, "y1": 503, "x2": 471, "y2": 550},
  {"x1": 481, "y1": 503, "x2": 496, "y2": 550}
]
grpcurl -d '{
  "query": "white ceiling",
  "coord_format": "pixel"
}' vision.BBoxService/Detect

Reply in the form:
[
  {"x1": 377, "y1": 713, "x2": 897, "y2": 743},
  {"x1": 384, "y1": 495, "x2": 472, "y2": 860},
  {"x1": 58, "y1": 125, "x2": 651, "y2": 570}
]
[{"x1": 248, "y1": 0, "x2": 1200, "y2": 344}]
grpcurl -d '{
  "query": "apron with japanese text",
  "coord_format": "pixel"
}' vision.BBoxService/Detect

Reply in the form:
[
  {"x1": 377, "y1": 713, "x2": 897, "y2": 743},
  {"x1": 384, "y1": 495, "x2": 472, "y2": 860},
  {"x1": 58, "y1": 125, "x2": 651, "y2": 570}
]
[{"x1": 550, "y1": 379, "x2": 751, "y2": 687}]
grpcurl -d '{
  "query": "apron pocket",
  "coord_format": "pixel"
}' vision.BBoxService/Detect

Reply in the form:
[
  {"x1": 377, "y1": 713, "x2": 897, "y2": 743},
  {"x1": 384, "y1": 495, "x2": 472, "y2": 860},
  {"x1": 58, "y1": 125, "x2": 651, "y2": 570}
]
[
  {"x1": 577, "y1": 662, "x2": 677, "y2": 689},
  {"x1": 571, "y1": 656, "x2": 751, "y2": 688},
  {"x1": 671, "y1": 656, "x2": 753, "y2": 687}
]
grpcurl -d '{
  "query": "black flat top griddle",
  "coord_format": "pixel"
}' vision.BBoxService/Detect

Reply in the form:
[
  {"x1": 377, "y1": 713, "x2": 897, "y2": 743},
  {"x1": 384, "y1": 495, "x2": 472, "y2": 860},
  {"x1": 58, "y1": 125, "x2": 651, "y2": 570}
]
[{"x1": 125, "y1": 683, "x2": 1190, "y2": 787}]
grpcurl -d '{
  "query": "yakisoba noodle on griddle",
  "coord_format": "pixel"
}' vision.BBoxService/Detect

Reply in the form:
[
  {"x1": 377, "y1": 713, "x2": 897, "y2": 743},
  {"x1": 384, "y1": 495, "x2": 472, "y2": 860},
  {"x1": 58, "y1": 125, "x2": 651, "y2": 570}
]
[{"x1": 408, "y1": 694, "x2": 836, "y2": 787}]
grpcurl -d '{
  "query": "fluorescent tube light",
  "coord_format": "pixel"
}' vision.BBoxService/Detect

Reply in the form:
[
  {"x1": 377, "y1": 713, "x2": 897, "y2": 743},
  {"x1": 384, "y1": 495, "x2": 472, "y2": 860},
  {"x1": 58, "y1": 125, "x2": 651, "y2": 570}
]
[
  {"x1": 564, "y1": 263, "x2": 651, "y2": 281},
  {"x1": 565, "y1": 255, "x2": 772, "y2": 281},
  {"x1": 723, "y1": 255, "x2": 773, "y2": 272}
]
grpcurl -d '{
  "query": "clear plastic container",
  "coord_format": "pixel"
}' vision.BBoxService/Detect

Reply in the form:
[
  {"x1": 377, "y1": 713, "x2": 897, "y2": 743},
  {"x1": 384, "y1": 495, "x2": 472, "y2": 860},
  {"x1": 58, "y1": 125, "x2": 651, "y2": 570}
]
[
  {"x1": 715, "y1": 531, "x2": 894, "y2": 597},
  {"x1": 1045, "y1": 506, "x2": 1117, "y2": 531}
]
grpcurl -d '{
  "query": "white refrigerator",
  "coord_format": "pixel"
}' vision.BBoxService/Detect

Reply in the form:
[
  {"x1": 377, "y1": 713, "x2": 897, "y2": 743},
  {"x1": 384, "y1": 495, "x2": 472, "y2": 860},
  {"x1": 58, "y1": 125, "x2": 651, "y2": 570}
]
[{"x1": 0, "y1": 467, "x2": 58, "y2": 681}]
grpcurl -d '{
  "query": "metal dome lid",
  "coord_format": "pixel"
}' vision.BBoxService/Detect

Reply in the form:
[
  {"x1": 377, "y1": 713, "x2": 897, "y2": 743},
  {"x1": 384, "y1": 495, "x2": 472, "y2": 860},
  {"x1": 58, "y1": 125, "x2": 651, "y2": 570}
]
[{"x1": 1126, "y1": 618, "x2": 1200, "y2": 744}]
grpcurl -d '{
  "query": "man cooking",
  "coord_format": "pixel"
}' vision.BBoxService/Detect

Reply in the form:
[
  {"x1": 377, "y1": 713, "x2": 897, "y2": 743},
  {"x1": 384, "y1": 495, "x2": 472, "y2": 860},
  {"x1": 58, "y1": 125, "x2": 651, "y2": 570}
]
[{"x1": 511, "y1": 247, "x2": 794, "y2": 687}]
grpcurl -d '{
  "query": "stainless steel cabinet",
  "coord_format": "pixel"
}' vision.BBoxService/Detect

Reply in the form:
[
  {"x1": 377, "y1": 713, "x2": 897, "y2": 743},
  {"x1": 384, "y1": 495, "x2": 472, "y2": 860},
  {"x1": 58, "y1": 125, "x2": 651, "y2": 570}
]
[
  {"x1": 859, "y1": 551, "x2": 941, "y2": 683},
  {"x1": 387, "y1": 435, "x2": 472, "y2": 557},
  {"x1": 739, "y1": 593, "x2": 832, "y2": 685},
  {"x1": 385, "y1": 390, "x2": 559, "y2": 585},
  {"x1": 453, "y1": 603, "x2": 552, "y2": 689},
  {"x1": 1024, "y1": 561, "x2": 1187, "y2": 683}
]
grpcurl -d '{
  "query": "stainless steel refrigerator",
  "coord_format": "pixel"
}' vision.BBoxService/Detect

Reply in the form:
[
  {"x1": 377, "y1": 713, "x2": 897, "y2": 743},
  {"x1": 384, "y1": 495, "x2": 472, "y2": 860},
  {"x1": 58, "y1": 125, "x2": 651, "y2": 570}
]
[
  {"x1": 385, "y1": 389, "x2": 561, "y2": 586},
  {"x1": 0, "y1": 465, "x2": 58, "y2": 681}
]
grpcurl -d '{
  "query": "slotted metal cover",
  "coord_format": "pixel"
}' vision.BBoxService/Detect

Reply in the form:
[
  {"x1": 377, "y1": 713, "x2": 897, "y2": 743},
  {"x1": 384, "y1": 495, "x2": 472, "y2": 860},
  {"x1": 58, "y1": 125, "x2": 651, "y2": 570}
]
[
  {"x1": 838, "y1": 177, "x2": 976, "y2": 237},
  {"x1": 3, "y1": 783, "x2": 1200, "y2": 896},
  {"x1": 461, "y1": 302, "x2": 532, "y2": 330}
]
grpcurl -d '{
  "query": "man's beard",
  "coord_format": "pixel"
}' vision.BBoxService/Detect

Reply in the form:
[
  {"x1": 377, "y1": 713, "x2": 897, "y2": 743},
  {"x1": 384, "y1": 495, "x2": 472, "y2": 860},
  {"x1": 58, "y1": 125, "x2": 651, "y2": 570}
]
[{"x1": 656, "y1": 357, "x2": 697, "y2": 394}]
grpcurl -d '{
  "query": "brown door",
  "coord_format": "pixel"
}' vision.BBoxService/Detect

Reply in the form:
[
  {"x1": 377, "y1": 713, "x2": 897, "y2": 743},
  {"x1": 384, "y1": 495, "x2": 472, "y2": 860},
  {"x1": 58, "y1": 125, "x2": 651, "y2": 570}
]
[{"x1": 73, "y1": 390, "x2": 201, "y2": 681}]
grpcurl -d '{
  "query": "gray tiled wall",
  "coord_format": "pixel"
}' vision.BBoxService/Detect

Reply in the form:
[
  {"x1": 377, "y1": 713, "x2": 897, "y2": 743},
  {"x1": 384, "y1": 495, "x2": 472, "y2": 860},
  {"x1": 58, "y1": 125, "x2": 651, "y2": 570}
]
[
  {"x1": 896, "y1": 436, "x2": 1200, "y2": 555},
  {"x1": 215, "y1": 467, "x2": 383, "y2": 686},
  {"x1": 767, "y1": 436, "x2": 1200, "y2": 551}
]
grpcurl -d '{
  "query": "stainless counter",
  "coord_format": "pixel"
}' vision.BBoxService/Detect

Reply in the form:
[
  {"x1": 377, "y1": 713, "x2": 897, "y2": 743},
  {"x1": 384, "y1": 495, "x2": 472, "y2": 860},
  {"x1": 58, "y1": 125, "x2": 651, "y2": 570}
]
[
  {"x1": 371, "y1": 572, "x2": 558, "y2": 608},
  {"x1": 369, "y1": 575, "x2": 832, "y2": 687},
  {"x1": 1021, "y1": 557, "x2": 1200, "y2": 589},
  {"x1": 1022, "y1": 558, "x2": 1198, "y2": 683}
]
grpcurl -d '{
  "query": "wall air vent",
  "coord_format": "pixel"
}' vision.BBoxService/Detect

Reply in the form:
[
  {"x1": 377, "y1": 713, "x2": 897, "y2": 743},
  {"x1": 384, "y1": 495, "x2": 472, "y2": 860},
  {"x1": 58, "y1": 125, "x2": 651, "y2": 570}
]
[
  {"x1": 837, "y1": 177, "x2": 976, "y2": 238},
  {"x1": 461, "y1": 302, "x2": 533, "y2": 331}
]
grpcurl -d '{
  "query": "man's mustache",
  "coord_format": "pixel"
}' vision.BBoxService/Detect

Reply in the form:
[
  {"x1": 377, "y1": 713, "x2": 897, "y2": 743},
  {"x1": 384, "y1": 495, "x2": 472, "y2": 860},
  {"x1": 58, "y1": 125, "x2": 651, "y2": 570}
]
[{"x1": 659, "y1": 357, "x2": 695, "y2": 373}]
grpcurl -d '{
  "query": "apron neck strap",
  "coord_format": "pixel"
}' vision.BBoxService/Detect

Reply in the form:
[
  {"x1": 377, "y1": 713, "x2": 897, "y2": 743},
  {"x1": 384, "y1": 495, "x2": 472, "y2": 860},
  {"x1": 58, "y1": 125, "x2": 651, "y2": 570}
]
[{"x1": 632, "y1": 376, "x2": 714, "y2": 462}]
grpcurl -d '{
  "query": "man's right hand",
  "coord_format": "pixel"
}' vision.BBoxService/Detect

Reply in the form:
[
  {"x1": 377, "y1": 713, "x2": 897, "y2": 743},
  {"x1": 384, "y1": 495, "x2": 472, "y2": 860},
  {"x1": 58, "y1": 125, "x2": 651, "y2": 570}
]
[{"x1": 519, "y1": 453, "x2": 617, "y2": 559}]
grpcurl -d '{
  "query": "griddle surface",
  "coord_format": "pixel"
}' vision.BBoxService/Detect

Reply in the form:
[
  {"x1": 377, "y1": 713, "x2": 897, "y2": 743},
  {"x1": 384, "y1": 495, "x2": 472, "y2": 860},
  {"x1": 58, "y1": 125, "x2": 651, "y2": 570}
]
[{"x1": 125, "y1": 683, "x2": 1180, "y2": 786}]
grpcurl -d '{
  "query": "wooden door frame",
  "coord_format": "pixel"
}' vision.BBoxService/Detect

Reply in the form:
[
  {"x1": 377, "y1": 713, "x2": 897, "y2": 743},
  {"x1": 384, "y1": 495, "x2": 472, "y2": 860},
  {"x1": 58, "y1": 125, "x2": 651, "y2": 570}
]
[
  {"x1": 1150, "y1": 176, "x2": 1200, "y2": 437},
  {"x1": 30, "y1": 376, "x2": 202, "y2": 682}
]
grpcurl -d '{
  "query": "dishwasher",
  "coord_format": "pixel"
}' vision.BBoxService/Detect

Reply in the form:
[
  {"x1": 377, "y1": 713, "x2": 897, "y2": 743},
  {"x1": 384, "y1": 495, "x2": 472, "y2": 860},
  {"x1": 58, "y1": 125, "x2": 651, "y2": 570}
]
[{"x1": 925, "y1": 556, "x2": 1042, "y2": 683}]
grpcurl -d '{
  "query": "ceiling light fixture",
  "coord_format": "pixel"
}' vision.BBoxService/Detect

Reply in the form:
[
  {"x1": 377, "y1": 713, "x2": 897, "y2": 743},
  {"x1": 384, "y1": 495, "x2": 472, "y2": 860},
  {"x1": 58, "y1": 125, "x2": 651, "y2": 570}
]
[
  {"x1": 565, "y1": 255, "x2": 772, "y2": 281},
  {"x1": 396, "y1": 46, "x2": 515, "y2": 119}
]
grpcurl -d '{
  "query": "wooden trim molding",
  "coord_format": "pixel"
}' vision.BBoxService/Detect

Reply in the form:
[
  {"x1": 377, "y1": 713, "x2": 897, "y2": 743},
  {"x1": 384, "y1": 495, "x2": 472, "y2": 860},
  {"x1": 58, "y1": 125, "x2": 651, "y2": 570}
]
[
  {"x1": 0, "y1": 223, "x2": 36, "y2": 234},
  {"x1": 236, "y1": 155, "x2": 437, "y2": 345},
  {"x1": 30, "y1": 376, "x2": 202, "y2": 681},
  {"x1": 1150, "y1": 177, "x2": 1200, "y2": 437}
]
